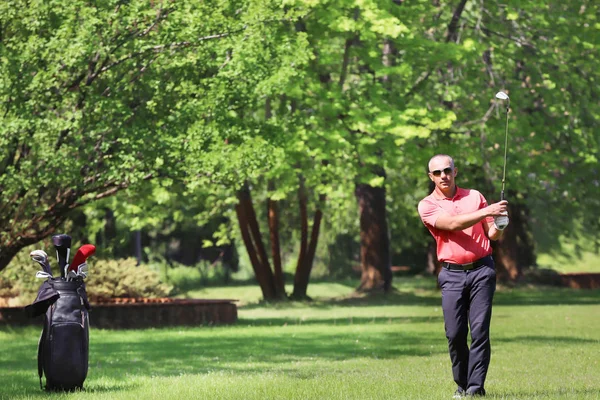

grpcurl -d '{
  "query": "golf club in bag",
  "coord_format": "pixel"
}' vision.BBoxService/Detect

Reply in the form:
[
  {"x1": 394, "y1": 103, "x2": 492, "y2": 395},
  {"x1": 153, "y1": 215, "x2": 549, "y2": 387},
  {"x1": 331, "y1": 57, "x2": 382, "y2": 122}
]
[
  {"x1": 495, "y1": 91, "x2": 510, "y2": 230},
  {"x1": 69, "y1": 244, "x2": 96, "y2": 276},
  {"x1": 52, "y1": 234, "x2": 72, "y2": 279},
  {"x1": 30, "y1": 250, "x2": 53, "y2": 276}
]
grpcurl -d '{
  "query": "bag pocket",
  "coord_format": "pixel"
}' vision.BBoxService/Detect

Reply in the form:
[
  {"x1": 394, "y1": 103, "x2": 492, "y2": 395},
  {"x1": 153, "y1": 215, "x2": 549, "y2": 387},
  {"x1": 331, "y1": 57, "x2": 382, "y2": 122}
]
[{"x1": 45, "y1": 322, "x2": 88, "y2": 390}]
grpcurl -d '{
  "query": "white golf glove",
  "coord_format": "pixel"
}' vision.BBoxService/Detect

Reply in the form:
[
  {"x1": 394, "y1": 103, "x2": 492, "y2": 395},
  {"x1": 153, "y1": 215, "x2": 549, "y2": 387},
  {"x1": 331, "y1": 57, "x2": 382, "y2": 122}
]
[{"x1": 494, "y1": 214, "x2": 509, "y2": 230}]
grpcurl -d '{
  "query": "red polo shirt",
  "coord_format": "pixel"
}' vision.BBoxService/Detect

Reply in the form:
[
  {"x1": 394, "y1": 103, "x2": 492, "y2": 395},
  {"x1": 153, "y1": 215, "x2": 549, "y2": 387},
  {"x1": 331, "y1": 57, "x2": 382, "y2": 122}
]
[{"x1": 418, "y1": 187, "x2": 493, "y2": 264}]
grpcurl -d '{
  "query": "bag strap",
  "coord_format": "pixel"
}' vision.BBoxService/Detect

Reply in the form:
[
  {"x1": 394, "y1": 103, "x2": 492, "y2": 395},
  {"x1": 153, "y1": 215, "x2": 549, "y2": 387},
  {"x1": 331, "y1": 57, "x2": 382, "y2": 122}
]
[
  {"x1": 37, "y1": 317, "x2": 47, "y2": 390},
  {"x1": 77, "y1": 286, "x2": 91, "y2": 310}
]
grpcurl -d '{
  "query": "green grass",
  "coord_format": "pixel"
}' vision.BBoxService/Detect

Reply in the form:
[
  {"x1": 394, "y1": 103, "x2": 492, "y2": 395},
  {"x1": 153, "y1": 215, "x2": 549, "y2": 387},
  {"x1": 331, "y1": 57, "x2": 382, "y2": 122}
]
[
  {"x1": 1, "y1": 279, "x2": 599, "y2": 400},
  {"x1": 537, "y1": 245, "x2": 600, "y2": 274},
  {"x1": 535, "y1": 232, "x2": 600, "y2": 273}
]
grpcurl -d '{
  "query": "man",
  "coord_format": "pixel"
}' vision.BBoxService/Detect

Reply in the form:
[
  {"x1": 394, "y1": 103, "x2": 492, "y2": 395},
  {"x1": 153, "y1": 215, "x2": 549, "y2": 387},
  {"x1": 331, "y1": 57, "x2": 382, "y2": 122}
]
[{"x1": 417, "y1": 154, "x2": 509, "y2": 398}]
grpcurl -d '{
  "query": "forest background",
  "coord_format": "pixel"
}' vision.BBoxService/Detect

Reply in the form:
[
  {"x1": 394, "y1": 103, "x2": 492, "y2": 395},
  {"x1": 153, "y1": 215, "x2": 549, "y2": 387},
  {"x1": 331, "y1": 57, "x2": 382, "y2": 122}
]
[{"x1": 1, "y1": 0, "x2": 598, "y2": 301}]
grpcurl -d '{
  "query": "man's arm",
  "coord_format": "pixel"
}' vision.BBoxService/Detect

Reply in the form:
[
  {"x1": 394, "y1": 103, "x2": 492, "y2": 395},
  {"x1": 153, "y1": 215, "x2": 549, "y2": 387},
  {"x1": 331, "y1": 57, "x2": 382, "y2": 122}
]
[
  {"x1": 483, "y1": 218, "x2": 504, "y2": 240},
  {"x1": 434, "y1": 200, "x2": 509, "y2": 231}
]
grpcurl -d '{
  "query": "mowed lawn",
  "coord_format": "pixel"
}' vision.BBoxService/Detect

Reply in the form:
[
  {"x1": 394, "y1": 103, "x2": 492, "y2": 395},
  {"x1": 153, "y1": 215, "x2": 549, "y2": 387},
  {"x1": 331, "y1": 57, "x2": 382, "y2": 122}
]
[{"x1": 1, "y1": 278, "x2": 599, "y2": 400}]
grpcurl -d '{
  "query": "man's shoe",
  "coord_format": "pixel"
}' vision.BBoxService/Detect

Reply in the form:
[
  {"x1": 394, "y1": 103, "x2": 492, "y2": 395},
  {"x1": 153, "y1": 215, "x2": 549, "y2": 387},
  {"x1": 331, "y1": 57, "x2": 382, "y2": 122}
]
[
  {"x1": 466, "y1": 388, "x2": 486, "y2": 397},
  {"x1": 453, "y1": 388, "x2": 466, "y2": 398}
]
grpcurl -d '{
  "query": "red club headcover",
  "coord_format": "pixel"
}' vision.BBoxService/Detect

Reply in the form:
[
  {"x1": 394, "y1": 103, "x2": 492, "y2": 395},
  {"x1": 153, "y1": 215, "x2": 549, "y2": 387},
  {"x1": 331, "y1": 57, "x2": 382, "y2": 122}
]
[{"x1": 69, "y1": 244, "x2": 96, "y2": 272}]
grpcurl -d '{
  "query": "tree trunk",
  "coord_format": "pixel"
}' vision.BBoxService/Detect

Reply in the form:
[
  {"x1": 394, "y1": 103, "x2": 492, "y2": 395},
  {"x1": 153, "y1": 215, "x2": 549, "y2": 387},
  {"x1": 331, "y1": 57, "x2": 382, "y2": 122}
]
[
  {"x1": 235, "y1": 184, "x2": 278, "y2": 300},
  {"x1": 267, "y1": 181, "x2": 286, "y2": 297},
  {"x1": 492, "y1": 201, "x2": 535, "y2": 281},
  {"x1": 0, "y1": 245, "x2": 22, "y2": 273},
  {"x1": 291, "y1": 177, "x2": 309, "y2": 299},
  {"x1": 426, "y1": 240, "x2": 442, "y2": 276},
  {"x1": 292, "y1": 190, "x2": 325, "y2": 300},
  {"x1": 240, "y1": 186, "x2": 272, "y2": 275},
  {"x1": 0, "y1": 220, "x2": 66, "y2": 273},
  {"x1": 355, "y1": 168, "x2": 392, "y2": 293},
  {"x1": 134, "y1": 230, "x2": 143, "y2": 265}
]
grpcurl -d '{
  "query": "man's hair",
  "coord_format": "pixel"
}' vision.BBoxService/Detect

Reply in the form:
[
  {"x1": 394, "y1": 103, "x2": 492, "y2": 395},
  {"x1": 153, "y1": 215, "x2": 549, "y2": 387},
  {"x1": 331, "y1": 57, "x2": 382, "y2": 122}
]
[{"x1": 427, "y1": 154, "x2": 455, "y2": 172}]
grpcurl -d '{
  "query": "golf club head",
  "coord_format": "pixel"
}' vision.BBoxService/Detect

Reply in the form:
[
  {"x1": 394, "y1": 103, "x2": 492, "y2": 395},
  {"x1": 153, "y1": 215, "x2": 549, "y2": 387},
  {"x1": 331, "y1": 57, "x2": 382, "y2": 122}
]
[
  {"x1": 495, "y1": 91, "x2": 510, "y2": 112},
  {"x1": 77, "y1": 262, "x2": 88, "y2": 279},
  {"x1": 66, "y1": 270, "x2": 78, "y2": 281},
  {"x1": 52, "y1": 234, "x2": 72, "y2": 278},
  {"x1": 35, "y1": 271, "x2": 53, "y2": 279},
  {"x1": 30, "y1": 249, "x2": 52, "y2": 275},
  {"x1": 69, "y1": 244, "x2": 96, "y2": 273}
]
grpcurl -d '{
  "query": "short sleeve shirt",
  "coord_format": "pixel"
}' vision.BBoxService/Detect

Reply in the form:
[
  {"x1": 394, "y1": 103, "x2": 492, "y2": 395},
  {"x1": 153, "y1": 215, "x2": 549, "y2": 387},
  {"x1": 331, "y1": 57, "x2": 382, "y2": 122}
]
[{"x1": 418, "y1": 187, "x2": 493, "y2": 264}]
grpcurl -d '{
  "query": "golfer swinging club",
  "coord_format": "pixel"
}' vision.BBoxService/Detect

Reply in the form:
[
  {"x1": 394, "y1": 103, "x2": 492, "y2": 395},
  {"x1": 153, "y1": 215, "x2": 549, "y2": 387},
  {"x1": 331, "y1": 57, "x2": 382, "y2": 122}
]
[{"x1": 418, "y1": 154, "x2": 509, "y2": 397}]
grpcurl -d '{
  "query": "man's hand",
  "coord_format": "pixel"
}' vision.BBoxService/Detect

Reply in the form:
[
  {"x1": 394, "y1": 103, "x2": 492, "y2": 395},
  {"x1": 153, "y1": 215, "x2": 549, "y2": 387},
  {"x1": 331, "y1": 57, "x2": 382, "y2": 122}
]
[
  {"x1": 485, "y1": 201, "x2": 509, "y2": 240},
  {"x1": 486, "y1": 200, "x2": 509, "y2": 217}
]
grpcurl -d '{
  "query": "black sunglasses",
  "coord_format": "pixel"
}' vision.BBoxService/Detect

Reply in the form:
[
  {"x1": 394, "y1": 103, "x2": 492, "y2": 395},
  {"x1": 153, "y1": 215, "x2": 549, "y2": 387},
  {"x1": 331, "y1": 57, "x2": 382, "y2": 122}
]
[{"x1": 430, "y1": 167, "x2": 453, "y2": 177}]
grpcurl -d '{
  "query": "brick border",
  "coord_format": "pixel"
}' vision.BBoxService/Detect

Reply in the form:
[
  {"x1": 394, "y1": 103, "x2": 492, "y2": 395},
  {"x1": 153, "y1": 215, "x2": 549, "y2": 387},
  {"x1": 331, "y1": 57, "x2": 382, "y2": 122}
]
[
  {"x1": 0, "y1": 299, "x2": 238, "y2": 329},
  {"x1": 560, "y1": 273, "x2": 600, "y2": 289}
]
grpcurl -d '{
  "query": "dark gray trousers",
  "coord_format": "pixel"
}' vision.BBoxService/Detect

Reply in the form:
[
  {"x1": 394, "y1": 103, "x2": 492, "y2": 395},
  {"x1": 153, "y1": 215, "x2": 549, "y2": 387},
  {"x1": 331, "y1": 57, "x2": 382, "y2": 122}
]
[{"x1": 438, "y1": 259, "x2": 496, "y2": 394}]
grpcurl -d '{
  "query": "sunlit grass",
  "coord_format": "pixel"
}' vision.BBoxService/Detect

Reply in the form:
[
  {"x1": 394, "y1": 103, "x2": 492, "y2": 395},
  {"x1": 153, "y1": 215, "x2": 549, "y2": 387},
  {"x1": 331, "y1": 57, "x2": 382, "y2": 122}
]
[
  {"x1": 1, "y1": 279, "x2": 599, "y2": 400},
  {"x1": 537, "y1": 244, "x2": 600, "y2": 273}
]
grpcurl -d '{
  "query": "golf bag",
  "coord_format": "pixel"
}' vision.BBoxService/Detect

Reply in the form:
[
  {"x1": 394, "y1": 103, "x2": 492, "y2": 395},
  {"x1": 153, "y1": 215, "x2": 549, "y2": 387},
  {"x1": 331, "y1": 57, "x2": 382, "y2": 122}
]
[{"x1": 28, "y1": 278, "x2": 90, "y2": 391}]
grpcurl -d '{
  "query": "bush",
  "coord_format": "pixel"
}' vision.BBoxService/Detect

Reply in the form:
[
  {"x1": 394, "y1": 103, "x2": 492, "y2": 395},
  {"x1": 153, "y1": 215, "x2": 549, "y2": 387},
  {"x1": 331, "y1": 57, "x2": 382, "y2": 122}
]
[
  {"x1": 85, "y1": 258, "x2": 173, "y2": 302},
  {"x1": 0, "y1": 248, "x2": 42, "y2": 305},
  {"x1": 155, "y1": 260, "x2": 232, "y2": 294},
  {"x1": 0, "y1": 251, "x2": 173, "y2": 305}
]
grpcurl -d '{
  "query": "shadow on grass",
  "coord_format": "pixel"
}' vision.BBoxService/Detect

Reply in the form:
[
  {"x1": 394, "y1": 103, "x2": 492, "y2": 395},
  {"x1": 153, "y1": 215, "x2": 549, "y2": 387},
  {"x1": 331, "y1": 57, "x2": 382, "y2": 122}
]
[
  {"x1": 237, "y1": 315, "x2": 444, "y2": 327},
  {"x1": 0, "y1": 336, "x2": 136, "y2": 398},
  {"x1": 85, "y1": 330, "x2": 445, "y2": 378},
  {"x1": 239, "y1": 284, "x2": 600, "y2": 310},
  {"x1": 489, "y1": 387, "x2": 600, "y2": 399},
  {"x1": 493, "y1": 287, "x2": 600, "y2": 306},
  {"x1": 0, "y1": 324, "x2": 446, "y2": 397},
  {"x1": 241, "y1": 288, "x2": 442, "y2": 310},
  {"x1": 495, "y1": 335, "x2": 598, "y2": 345}
]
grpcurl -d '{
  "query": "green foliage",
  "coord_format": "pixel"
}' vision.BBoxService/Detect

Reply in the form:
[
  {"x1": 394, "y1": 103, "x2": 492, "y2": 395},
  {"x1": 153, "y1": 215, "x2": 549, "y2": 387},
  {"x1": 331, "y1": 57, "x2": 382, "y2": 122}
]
[
  {"x1": 1, "y1": 0, "x2": 598, "y2": 279},
  {"x1": 0, "y1": 0, "x2": 301, "y2": 267},
  {"x1": 410, "y1": 0, "x2": 600, "y2": 253},
  {"x1": 156, "y1": 260, "x2": 231, "y2": 294},
  {"x1": 0, "y1": 248, "x2": 41, "y2": 303}
]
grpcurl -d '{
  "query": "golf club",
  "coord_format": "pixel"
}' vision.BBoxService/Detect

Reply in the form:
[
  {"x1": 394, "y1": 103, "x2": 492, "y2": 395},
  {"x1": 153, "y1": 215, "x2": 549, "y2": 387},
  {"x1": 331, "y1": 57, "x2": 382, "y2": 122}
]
[
  {"x1": 36, "y1": 271, "x2": 53, "y2": 279},
  {"x1": 77, "y1": 262, "x2": 88, "y2": 279},
  {"x1": 66, "y1": 270, "x2": 79, "y2": 281},
  {"x1": 495, "y1": 91, "x2": 510, "y2": 229},
  {"x1": 66, "y1": 262, "x2": 88, "y2": 281},
  {"x1": 52, "y1": 234, "x2": 72, "y2": 279},
  {"x1": 30, "y1": 250, "x2": 53, "y2": 276},
  {"x1": 69, "y1": 244, "x2": 96, "y2": 274}
]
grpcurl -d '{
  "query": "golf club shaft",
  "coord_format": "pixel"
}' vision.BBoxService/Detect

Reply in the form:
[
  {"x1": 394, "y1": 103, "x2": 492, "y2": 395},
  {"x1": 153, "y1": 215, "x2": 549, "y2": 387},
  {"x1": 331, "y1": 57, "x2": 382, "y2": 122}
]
[{"x1": 501, "y1": 102, "x2": 509, "y2": 201}]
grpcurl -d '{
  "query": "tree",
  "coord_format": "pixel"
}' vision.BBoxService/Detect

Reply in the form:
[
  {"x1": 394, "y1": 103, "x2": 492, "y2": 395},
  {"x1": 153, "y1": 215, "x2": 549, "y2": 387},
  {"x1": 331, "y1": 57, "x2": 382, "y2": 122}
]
[{"x1": 0, "y1": 0, "x2": 298, "y2": 271}]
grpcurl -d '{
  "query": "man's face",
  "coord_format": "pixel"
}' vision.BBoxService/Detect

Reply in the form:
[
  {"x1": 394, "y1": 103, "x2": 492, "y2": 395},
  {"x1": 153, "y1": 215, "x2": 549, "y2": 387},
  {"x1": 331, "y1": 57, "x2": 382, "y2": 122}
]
[{"x1": 428, "y1": 157, "x2": 457, "y2": 190}]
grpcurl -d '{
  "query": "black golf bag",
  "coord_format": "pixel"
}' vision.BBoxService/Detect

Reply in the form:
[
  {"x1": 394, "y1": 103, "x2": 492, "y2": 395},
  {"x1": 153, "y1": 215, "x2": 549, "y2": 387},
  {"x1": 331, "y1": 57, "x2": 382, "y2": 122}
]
[{"x1": 26, "y1": 278, "x2": 90, "y2": 391}]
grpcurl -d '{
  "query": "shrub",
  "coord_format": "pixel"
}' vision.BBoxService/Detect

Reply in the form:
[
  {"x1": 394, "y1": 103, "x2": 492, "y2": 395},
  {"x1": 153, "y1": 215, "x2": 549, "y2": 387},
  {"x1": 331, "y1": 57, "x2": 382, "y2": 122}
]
[
  {"x1": 0, "y1": 248, "x2": 42, "y2": 305},
  {"x1": 0, "y1": 252, "x2": 172, "y2": 305},
  {"x1": 85, "y1": 258, "x2": 173, "y2": 302}
]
